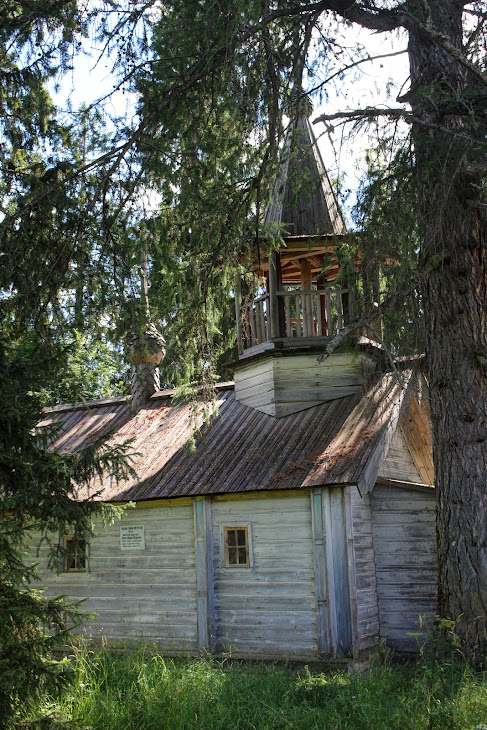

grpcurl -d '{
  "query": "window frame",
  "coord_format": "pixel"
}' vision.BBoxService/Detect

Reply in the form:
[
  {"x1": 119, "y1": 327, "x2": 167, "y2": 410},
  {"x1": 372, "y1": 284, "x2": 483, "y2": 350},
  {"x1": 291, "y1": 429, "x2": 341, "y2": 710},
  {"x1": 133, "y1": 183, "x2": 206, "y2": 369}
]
[
  {"x1": 221, "y1": 523, "x2": 253, "y2": 569},
  {"x1": 62, "y1": 536, "x2": 88, "y2": 573}
]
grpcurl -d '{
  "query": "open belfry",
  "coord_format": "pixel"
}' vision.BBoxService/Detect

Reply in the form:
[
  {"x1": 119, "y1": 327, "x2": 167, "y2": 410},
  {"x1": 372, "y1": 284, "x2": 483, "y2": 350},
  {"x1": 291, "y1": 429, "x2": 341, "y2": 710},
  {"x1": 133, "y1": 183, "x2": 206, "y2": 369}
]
[{"x1": 233, "y1": 96, "x2": 361, "y2": 417}]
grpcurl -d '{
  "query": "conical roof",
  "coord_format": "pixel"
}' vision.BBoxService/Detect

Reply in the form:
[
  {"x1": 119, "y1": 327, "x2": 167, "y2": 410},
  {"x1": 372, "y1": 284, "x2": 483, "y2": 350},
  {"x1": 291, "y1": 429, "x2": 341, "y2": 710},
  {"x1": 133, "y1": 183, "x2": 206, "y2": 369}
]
[{"x1": 264, "y1": 106, "x2": 347, "y2": 237}]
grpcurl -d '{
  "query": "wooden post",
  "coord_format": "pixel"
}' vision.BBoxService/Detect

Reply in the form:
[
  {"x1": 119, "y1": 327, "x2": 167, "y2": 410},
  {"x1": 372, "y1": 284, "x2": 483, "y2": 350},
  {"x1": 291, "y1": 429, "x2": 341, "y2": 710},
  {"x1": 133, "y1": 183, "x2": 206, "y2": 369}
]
[
  {"x1": 193, "y1": 496, "x2": 216, "y2": 651},
  {"x1": 311, "y1": 488, "x2": 330, "y2": 653},
  {"x1": 268, "y1": 250, "x2": 280, "y2": 339}
]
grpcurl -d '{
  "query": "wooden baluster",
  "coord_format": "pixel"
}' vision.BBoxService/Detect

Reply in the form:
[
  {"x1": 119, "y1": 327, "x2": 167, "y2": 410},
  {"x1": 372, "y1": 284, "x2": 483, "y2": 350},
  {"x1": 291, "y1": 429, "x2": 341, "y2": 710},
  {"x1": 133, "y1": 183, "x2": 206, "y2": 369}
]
[
  {"x1": 316, "y1": 292, "x2": 322, "y2": 336},
  {"x1": 285, "y1": 295, "x2": 292, "y2": 337},
  {"x1": 337, "y1": 292, "x2": 343, "y2": 330},
  {"x1": 302, "y1": 294, "x2": 308, "y2": 337},
  {"x1": 296, "y1": 295, "x2": 302, "y2": 338},
  {"x1": 317, "y1": 277, "x2": 328, "y2": 335},
  {"x1": 259, "y1": 300, "x2": 266, "y2": 342},
  {"x1": 249, "y1": 305, "x2": 257, "y2": 346},
  {"x1": 326, "y1": 294, "x2": 332, "y2": 336},
  {"x1": 307, "y1": 293, "x2": 313, "y2": 336}
]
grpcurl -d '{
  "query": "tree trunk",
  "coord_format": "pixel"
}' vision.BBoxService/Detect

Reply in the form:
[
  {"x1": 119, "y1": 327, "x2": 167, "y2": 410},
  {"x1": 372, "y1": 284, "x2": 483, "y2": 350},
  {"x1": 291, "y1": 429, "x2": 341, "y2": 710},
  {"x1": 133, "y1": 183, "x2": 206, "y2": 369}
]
[{"x1": 408, "y1": 0, "x2": 487, "y2": 661}]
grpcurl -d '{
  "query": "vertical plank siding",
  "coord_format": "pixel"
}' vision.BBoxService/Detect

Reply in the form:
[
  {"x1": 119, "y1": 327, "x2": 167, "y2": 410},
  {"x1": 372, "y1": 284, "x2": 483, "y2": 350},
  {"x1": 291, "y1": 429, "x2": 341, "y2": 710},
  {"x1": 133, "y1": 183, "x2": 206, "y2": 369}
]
[
  {"x1": 370, "y1": 483, "x2": 437, "y2": 651},
  {"x1": 36, "y1": 500, "x2": 198, "y2": 651},
  {"x1": 193, "y1": 497, "x2": 216, "y2": 650},
  {"x1": 210, "y1": 492, "x2": 318, "y2": 656},
  {"x1": 348, "y1": 487, "x2": 380, "y2": 652},
  {"x1": 310, "y1": 489, "x2": 330, "y2": 653}
]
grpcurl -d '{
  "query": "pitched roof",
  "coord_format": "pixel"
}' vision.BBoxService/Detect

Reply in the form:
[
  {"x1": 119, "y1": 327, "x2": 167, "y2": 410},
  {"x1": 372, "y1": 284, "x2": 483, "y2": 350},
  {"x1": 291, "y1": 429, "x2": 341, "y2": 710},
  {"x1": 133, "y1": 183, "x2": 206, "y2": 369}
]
[
  {"x1": 303, "y1": 370, "x2": 415, "y2": 494},
  {"x1": 264, "y1": 113, "x2": 347, "y2": 237},
  {"x1": 39, "y1": 373, "x2": 421, "y2": 502}
]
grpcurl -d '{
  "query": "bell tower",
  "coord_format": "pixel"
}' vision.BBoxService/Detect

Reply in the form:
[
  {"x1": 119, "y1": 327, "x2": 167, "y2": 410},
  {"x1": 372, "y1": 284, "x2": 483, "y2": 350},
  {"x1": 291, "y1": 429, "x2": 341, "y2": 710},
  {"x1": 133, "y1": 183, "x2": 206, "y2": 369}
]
[{"x1": 233, "y1": 96, "x2": 363, "y2": 417}]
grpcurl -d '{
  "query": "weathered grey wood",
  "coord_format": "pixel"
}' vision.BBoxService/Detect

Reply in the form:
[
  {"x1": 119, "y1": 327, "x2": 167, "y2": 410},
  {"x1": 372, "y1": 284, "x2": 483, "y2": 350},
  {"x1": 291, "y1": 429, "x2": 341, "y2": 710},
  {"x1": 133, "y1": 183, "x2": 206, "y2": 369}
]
[
  {"x1": 344, "y1": 487, "x2": 359, "y2": 654},
  {"x1": 310, "y1": 489, "x2": 330, "y2": 653},
  {"x1": 235, "y1": 352, "x2": 362, "y2": 417},
  {"x1": 316, "y1": 295, "x2": 322, "y2": 335},
  {"x1": 347, "y1": 488, "x2": 380, "y2": 652},
  {"x1": 326, "y1": 295, "x2": 332, "y2": 335},
  {"x1": 328, "y1": 488, "x2": 352, "y2": 656},
  {"x1": 35, "y1": 501, "x2": 199, "y2": 649},
  {"x1": 370, "y1": 483, "x2": 437, "y2": 651},
  {"x1": 378, "y1": 428, "x2": 423, "y2": 483},
  {"x1": 296, "y1": 296, "x2": 302, "y2": 337},
  {"x1": 285, "y1": 296, "x2": 292, "y2": 337},
  {"x1": 211, "y1": 491, "x2": 317, "y2": 657},
  {"x1": 336, "y1": 292, "x2": 343, "y2": 330},
  {"x1": 358, "y1": 374, "x2": 415, "y2": 495},
  {"x1": 205, "y1": 497, "x2": 216, "y2": 649},
  {"x1": 194, "y1": 496, "x2": 215, "y2": 650}
]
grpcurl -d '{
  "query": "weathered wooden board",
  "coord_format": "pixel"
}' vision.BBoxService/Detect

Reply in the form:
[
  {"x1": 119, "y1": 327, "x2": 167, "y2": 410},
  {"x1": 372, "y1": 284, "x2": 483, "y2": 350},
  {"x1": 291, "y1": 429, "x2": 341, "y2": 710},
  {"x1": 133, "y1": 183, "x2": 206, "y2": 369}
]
[
  {"x1": 378, "y1": 428, "x2": 423, "y2": 484},
  {"x1": 234, "y1": 353, "x2": 363, "y2": 417},
  {"x1": 348, "y1": 487, "x2": 380, "y2": 652},
  {"x1": 34, "y1": 501, "x2": 198, "y2": 650},
  {"x1": 370, "y1": 483, "x2": 437, "y2": 651},
  {"x1": 211, "y1": 491, "x2": 318, "y2": 656},
  {"x1": 399, "y1": 388, "x2": 434, "y2": 485},
  {"x1": 321, "y1": 488, "x2": 352, "y2": 657}
]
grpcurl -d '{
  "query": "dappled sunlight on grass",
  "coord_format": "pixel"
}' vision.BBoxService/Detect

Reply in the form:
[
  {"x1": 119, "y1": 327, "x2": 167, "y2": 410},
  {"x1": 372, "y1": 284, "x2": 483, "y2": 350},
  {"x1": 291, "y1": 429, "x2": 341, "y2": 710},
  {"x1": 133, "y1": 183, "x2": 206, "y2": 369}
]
[{"x1": 29, "y1": 644, "x2": 487, "y2": 729}]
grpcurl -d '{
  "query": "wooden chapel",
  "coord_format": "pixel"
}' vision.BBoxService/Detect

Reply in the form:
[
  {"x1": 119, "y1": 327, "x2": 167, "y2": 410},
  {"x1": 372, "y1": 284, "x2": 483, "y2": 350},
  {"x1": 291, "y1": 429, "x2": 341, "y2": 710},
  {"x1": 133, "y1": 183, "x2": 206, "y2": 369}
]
[{"x1": 34, "y1": 97, "x2": 437, "y2": 663}]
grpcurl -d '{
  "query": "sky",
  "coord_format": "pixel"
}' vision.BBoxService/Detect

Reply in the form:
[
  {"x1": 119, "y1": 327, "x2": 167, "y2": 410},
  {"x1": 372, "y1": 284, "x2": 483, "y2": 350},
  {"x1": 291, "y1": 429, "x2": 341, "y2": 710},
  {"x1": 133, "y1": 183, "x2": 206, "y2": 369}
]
[{"x1": 54, "y1": 16, "x2": 410, "y2": 224}]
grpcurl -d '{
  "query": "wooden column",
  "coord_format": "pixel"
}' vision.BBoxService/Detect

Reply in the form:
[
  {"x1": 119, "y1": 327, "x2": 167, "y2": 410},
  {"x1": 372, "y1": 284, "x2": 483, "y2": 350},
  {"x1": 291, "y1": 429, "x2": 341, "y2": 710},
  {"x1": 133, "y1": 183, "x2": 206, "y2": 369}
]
[
  {"x1": 310, "y1": 488, "x2": 330, "y2": 653},
  {"x1": 193, "y1": 496, "x2": 216, "y2": 651},
  {"x1": 268, "y1": 250, "x2": 280, "y2": 339}
]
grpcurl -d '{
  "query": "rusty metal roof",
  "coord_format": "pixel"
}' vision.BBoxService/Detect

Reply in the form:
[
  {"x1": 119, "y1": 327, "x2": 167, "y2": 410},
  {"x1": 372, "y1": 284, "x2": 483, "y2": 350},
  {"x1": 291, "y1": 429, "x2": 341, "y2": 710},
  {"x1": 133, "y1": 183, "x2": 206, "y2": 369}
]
[{"x1": 39, "y1": 375, "x2": 414, "y2": 502}]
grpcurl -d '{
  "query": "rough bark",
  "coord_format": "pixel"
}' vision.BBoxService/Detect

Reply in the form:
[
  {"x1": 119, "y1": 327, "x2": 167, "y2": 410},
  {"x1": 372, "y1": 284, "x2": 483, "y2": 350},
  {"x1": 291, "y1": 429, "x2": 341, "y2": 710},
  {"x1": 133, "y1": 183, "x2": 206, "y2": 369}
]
[{"x1": 407, "y1": 0, "x2": 487, "y2": 661}]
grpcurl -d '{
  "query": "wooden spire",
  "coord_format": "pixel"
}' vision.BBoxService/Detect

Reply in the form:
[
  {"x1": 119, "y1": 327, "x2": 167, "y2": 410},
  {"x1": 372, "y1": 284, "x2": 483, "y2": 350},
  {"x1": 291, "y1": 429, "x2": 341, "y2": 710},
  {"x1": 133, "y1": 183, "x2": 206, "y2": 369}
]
[{"x1": 264, "y1": 95, "x2": 347, "y2": 237}]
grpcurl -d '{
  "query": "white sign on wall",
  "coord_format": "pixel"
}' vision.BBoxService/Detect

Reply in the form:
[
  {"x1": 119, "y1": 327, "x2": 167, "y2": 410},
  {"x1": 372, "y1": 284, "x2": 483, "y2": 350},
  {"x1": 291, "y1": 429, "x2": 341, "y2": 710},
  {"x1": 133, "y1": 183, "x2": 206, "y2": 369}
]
[{"x1": 120, "y1": 525, "x2": 145, "y2": 551}]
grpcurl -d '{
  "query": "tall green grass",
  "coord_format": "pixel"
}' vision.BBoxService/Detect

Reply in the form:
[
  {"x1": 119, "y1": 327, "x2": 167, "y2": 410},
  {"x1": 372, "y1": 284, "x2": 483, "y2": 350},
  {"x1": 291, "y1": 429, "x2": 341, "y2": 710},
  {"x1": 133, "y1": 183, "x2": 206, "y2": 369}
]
[{"x1": 31, "y1": 644, "x2": 487, "y2": 729}]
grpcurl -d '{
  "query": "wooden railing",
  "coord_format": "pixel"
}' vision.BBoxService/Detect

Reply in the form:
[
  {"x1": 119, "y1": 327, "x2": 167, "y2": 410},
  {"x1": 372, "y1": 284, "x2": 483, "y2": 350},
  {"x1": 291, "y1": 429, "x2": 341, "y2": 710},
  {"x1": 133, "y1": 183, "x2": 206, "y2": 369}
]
[
  {"x1": 238, "y1": 289, "x2": 348, "y2": 352},
  {"x1": 240, "y1": 294, "x2": 270, "y2": 349},
  {"x1": 277, "y1": 289, "x2": 347, "y2": 339}
]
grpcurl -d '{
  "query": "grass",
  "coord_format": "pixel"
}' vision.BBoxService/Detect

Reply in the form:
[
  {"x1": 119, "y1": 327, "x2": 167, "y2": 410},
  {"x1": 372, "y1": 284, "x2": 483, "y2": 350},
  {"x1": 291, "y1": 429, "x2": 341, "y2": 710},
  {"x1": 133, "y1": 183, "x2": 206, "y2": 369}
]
[{"x1": 32, "y1": 644, "x2": 487, "y2": 730}]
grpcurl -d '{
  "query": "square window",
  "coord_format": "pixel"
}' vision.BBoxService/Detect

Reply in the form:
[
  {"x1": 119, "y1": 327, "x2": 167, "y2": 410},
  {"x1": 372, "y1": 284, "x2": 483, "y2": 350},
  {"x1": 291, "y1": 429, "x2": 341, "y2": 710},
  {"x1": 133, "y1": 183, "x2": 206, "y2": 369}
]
[
  {"x1": 63, "y1": 537, "x2": 87, "y2": 572},
  {"x1": 224, "y1": 527, "x2": 249, "y2": 568}
]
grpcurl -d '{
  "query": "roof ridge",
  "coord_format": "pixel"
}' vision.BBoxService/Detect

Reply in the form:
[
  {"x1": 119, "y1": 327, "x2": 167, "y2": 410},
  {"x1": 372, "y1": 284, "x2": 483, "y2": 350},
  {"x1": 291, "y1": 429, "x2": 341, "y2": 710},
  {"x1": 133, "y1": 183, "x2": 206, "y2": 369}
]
[{"x1": 42, "y1": 381, "x2": 235, "y2": 415}]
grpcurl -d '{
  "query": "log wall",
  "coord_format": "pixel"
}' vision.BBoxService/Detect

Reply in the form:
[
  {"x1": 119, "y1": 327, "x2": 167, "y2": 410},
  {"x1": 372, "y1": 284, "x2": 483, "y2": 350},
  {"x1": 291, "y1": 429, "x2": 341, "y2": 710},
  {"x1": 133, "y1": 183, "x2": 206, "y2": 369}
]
[
  {"x1": 36, "y1": 499, "x2": 198, "y2": 651},
  {"x1": 210, "y1": 491, "x2": 318, "y2": 657},
  {"x1": 370, "y1": 483, "x2": 437, "y2": 651},
  {"x1": 347, "y1": 487, "x2": 380, "y2": 653}
]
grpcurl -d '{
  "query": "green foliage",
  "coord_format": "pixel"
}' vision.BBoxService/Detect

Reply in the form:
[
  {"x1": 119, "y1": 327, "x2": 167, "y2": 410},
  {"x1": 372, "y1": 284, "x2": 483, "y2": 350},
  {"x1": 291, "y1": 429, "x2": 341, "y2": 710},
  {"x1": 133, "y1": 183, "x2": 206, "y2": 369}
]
[
  {"x1": 0, "y1": 330, "x2": 135, "y2": 727},
  {"x1": 352, "y1": 140, "x2": 425, "y2": 356},
  {"x1": 25, "y1": 645, "x2": 487, "y2": 730}
]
